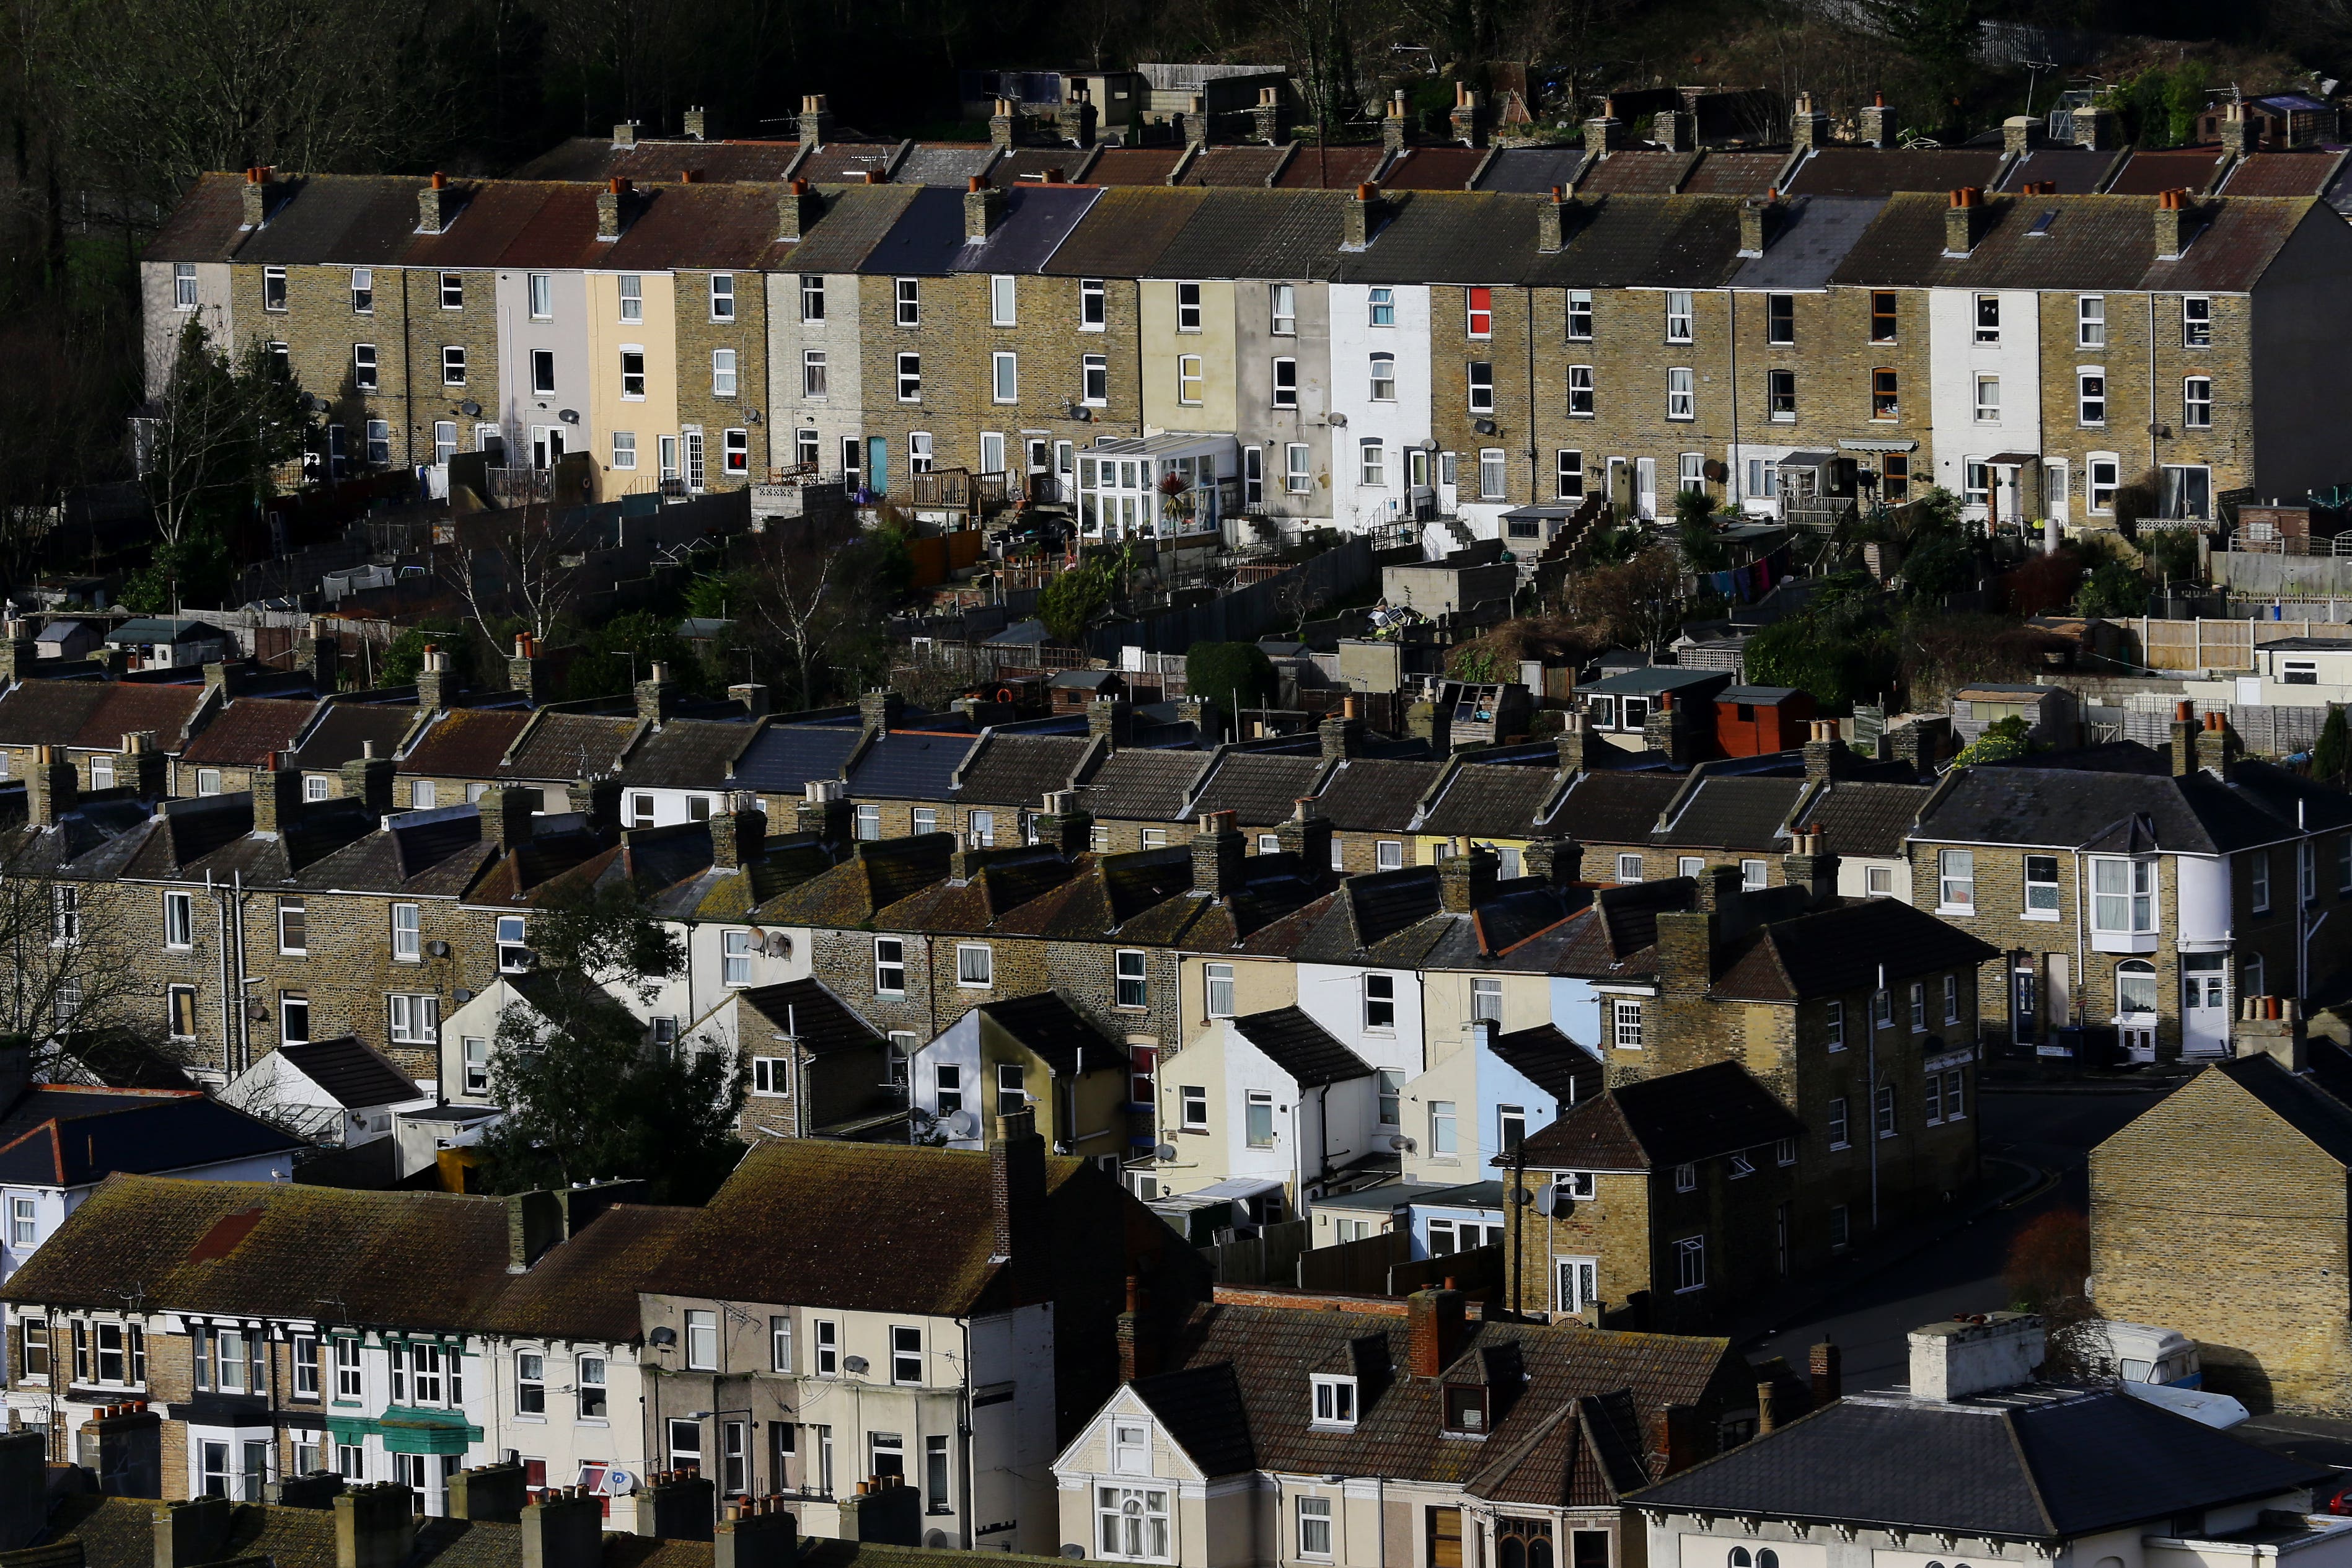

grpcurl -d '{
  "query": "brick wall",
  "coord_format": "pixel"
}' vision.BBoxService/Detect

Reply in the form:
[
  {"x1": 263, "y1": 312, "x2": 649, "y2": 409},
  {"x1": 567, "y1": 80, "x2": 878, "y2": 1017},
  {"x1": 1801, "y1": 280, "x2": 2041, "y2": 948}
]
[
  {"x1": 2090, "y1": 1067, "x2": 2352, "y2": 1413},
  {"x1": 400, "y1": 268, "x2": 500, "y2": 469},
  {"x1": 676, "y1": 266, "x2": 770, "y2": 488}
]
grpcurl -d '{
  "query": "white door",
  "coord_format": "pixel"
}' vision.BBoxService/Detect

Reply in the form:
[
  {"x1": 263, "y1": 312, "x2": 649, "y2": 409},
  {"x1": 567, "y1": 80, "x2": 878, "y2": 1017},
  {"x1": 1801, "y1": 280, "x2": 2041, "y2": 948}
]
[
  {"x1": 1555, "y1": 1256, "x2": 1597, "y2": 1315},
  {"x1": 1636, "y1": 457, "x2": 1657, "y2": 519},
  {"x1": 2045, "y1": 460, "x2": 2069, "y2": 522},
  {"x1": 2120, "y1": 1022, "x2": 2157, "y2": 1062},
  {"x1": 2181, "y1": 954, "x2": 2229, "y2": 1057}
]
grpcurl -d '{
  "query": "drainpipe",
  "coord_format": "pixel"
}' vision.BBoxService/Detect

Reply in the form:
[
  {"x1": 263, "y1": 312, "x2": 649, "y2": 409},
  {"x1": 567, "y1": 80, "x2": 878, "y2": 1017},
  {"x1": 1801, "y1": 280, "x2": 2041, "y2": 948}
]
[
  {"x1": 958, "y1": 1317, "x2": 976, "y2": 1548},
  {"x1": 1728, "y1": 291, "x2": 1742, "y2": 506},
  {"x1": 2146, "y1": 293, "x2": 2159, "y2": 485},
  {"x1": 1868, "y1": 962, "x2": 1882, "y2": 1233}
]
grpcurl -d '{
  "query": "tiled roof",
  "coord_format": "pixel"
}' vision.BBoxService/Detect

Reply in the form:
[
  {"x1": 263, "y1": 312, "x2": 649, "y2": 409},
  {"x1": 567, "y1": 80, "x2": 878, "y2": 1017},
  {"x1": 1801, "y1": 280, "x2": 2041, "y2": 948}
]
[
  {"x1": 1522, "y1": 193, "x2": 1747, "y2": 289},
  {"x1": 399, "y1": 708, "x2": 531, "y2": 778},
  {"x1": 894, "y1": 143, "x2": 999, "y2": 187},
  {"x1": 781, "y1": 183, "x2": 923, "y2": 272},
  {"x1": 275, "y1": 1036, "x2": 423, "y2": 1108},
  {"x1": 1080, "y1": 748, "x2": 1212, "y2": 821},
  {"x1": 616, "y1": 718, "x2": 754, "y2": 790},
  {"x1": 1515, "y1": 1060, "x2": 1801, "y2": 1171},
  {"x1": 1086, "y1": 148, "x2": 1187, "y2": 185},
  {"x1": 646, "y1": 1138, "x2": 1091, "y2": 1315},
  {"x1": 0, "y1": 1174, "x2": 513, "y2": 1321},
  {"x1": 1800, "y1": 780, "x2": 1929, "y2": 858},
  {"x1": 1176, "y1": 146, "x2": 1291, "y2": 187},
  {"x1": 848, "y1": 728, "x2": 979, "y2": 801},
  {"x1": 482, "y1": 1202, "x2": 697, "y2": 1342},
  {"x1": 1155, "y1": 1301, "x2": 1737, "y2": 1492},
  {"x1": 1710, "y1": 897, "x2": 2001, "y2": 1001},
  {"x1": 1678, "y1": 150, "x2": 1786, "y2": 196},
  {"x1": 756, "y1": 835, "x2": 958, "y2": 926},
  {"x1": 793, "y1": 143, "x2": 905, "y2": 183},
  {"x1": 1311, "y1": 757, "x2": 1442, "y2": 832},
  {"x1": 1044, "y1": 185, "x2": 1210, "y2": 275},
  {"x1": 956, "y1": 733, "x2": 1091, "y2": 806},
  {"x1": 1420, "y1": 762, "x2": 1562, "y2": 838},
  {"x1": 501, "y1": 711, "x2": 641, "y2": 783},
  {"x1": 1632, "y1": 1386, "x2": 2328, "y2": 1539},
  {"x1": 733, "y1": 722, "x2": 864, "y2": 796},
  {"x1": 1151, "y1": 188, "x2": 1351, "y2": 281},
  {"x1": 1190, "y1": 751, "x2": 1329, "y2": 826},
  {"x1": 1231, "y1": 1006, "x2": 1370, "y2": 1086},
  {"x1": 1830, "y1": 192, "x2": 2320, "y2": 293},
  {"x1": 2104, "y1": 147, "x2": 2229, "y2": 196},
  {"x1": 1730, "y1": 196, "x2": 1884, "y2": 289},
  {"x1": 288, "y1": 808, "x2": 488, "y2": 896},
  {"x1": 176, "y1": 697, "x2": 319, "y2": 767},
  {"x1": 290, "y1": 703, "x2": 421, "y2": 772},
  {"x1": 1574, "y1": 150, "x2": 1699, "y2": 195},
  {"x1": 1271, "y1": 144, "x2": 1386, "y2": 190},
  {"x1": 1913, "y1": 759, "x2": 2333, "y2": 855},
  {"x1": 1379, "y1": 146, "x2": 1487, "y2": 191},
  {"x1": 0, "y1": 678, "x2": 211, "y2": 752},
  {"x1": 2222, "y1": 149, "x2": 2348, "y2": 197}
]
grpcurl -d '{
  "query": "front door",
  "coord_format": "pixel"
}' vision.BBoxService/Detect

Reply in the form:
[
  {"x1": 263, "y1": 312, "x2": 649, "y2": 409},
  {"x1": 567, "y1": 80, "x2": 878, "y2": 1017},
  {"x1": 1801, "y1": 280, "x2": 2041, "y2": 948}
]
[
  {"x1": 2011, "y1": 954, "x2": 2038, "y2": 1046},
  {"x1": 1636, "y1": 457, "x2": 1657, "y2": 519},
  {"x1": 2120, "y1": 1022, "x2": 2157, "y2": 1062},
  {"x1": 1554, "y1": 1256, "x2": 1597, "y2": 1315},
  {"x1": 867, "y1": 435, "x2": 889, "y2": 496},
  {"x1": 2181, "y1": 954, "x2": 2230, "y2": 1057}
]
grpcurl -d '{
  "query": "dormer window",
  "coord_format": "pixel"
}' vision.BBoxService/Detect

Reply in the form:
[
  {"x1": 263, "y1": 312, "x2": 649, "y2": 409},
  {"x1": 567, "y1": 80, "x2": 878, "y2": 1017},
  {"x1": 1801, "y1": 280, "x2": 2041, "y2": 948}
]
[
  {"x1": 1310, "y1": 1375, "x2": 1358, "y2": 1429},
  {"x1": 1443, "y1": 1383, "x2": 1487, "y2": 1434}
]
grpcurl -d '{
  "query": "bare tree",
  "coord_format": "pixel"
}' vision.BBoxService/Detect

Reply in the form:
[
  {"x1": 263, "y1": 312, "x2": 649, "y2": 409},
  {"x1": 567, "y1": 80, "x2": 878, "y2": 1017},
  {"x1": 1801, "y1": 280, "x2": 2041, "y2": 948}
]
[
  {"x1": 441, "y1": 504, "x2": 592, "y2": 649},
  {"x1": 0, "y1": 858, "x2": 177, "y2": 1083},
  {"x1": 740, "y1": 524, "x2": 861, "y2": 712},
  {"x1": 1560, "y1": 545, "x2": 1685, "y2": 650}
]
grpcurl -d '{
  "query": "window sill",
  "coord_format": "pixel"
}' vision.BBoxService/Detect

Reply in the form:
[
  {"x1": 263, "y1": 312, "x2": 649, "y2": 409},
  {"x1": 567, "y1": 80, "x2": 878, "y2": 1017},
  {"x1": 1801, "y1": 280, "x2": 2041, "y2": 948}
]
[
  {"x1": 512, "y1": 1414, "x2": 547, "y2": 1425},
  {"x1": 576, "y1": 1418, "x2": 609, "y2": 1428},
  {"x1": 1829, "y1": 1140, "x2": 1851, "y2": 1152},
  {"x1": 1933, "y1": 905, "x2": 1975, "y2": 918},
  {"x1": 2090, "y1": 931, "x2": 2159, "y2": 954},
  {"x1": 2022, "y1": 910, "x2": 2060, "y2": 922}
]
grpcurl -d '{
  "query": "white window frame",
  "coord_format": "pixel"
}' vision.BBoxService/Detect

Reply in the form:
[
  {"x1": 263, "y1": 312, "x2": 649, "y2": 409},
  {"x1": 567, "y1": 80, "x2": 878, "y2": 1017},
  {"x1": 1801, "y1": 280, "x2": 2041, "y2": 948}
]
[
  {"x1": 1667, "y1": 366, "x2": 1694, "y2": 421},
  {"x1": 1176, "y1": 281, "x2": 1202, "y2": 332},
  {"x1": 897, "y1": 352, "x2": 922, "y2": 402},
  {"x1": 1937, "y1": 848, "x2": 1975, "y2": 913},
  {"x1": 989, "y1": 273, "x2": 1016, "y2": 327},
  {"x1": 2077, "y1": 368, "x2": 2106, "y2": 427},
  {"x1": 390, "y1": 902, "x2": 421, "y2": 961},
  {"x1": 1270, "y1": 282, "x2": 1297, "y2": 335},
  {"x1": 1079, "y1": 278, "x2": 1106, "y2": 330},
  {"x1": 1612, "y1": 998, "x2": 1643, "y2": 1050},
  {"x1": 1567, "y1": 364, "x2": 1595, "y2": 416},
  {"x1": 992, "y1": 350, "x2": 1018, "y2": 403},
  {"x1": 895, "y1": 278, "x2": 920, "y2": 327},
  {"x1": 2077, "y1": 295, "x2": 2105, "y2": 347},
  {"x1": 956, "y1": 943, "x2": 993, "y2": 988},
  {"x1": 1665, "y1": 291, "x2": 1693, "y2": 343},
  {"x1": 875, "y1": 936, "x2": 907, "y2": 995}
]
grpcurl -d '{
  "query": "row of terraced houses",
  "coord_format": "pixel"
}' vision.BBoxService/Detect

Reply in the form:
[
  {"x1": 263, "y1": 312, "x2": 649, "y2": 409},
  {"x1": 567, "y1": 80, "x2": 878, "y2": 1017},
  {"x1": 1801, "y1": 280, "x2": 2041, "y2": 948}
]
[{"x1": 143, "y1": 95, "x2": 2352, "y2": 535}]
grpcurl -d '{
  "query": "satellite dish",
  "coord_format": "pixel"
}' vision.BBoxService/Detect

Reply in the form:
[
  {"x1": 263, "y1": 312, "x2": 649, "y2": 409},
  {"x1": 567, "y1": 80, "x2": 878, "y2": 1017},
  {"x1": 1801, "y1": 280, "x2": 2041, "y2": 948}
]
[
  {"x1": 1533, "y1": 1186, "x2": 1562, "y2": 1217},
  {"x1": 1062, "y1": 1548, "x2": 1088, "y2": 1560},
  {"x1": 765, "y1": 932, "x2": 794, "y2": 959},
  {"x1": 460, "y1": 399, "x2": 482, "y2": 417},
  {"x1": 559, "y1": 408, "x2": 581, "y2": 425},
  {"x1": 1388, "y1": 1134, "x2": 1415, "y2": 1153},
  {"x1": 947, "y1": 1109, "x2": 979, "y2": 1140},
  {"x1": 1702, "y1": 458, "x2": 1729, "y2": 483},
  {"x1": 604, "y1": 1469, "x2": 636, "y2": 1495},
  {"x1": 649, "y1": 1326, "x2": 677, "y2": 1346},
  {"x1": 843, "y1": 1355, "x2": 870, "y2": 1375},
  {"x1": 454, "y1": 988, "x2": 473, "y2": 1004},
  {"x1": 928, "y1": 1533, "x2": 952, "y2": 1549},
  {"x1": 427, "y1": 939, "x2": 451, "y2": 958},
  {"x1": 1152, "y1": 1142, "x2": 1178, "y2": 1161}
]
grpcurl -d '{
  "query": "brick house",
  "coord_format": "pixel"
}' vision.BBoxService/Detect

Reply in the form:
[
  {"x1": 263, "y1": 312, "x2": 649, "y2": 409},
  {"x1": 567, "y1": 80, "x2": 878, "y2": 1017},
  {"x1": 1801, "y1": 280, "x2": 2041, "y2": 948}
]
[
  {"x1": 1500, "y1": 1060, "x2": 1805, "y2": 1331},
  {"x1": 1052, "y1": 1288, "x2": 1758, "y2": 1568},
  {"x1": 2090, "y1": 1036, "x2": 2352, "y2": 1414},
  {"x1": 1905, "y1": 718, "x2": 2352, "y2": 1062},
  {"x1": 0, "y1": 677, "x2": 219, "y2": 793},
  {"x1": 170, "y1": 697, "x2": 324, "y2": 799}
]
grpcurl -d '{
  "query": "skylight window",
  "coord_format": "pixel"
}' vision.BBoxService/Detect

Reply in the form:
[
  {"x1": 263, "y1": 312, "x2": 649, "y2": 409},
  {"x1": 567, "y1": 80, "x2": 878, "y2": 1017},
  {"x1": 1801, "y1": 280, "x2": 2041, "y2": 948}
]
[{"x1": 2027, "y1": 209, "x2": 2059, "y2": 237}]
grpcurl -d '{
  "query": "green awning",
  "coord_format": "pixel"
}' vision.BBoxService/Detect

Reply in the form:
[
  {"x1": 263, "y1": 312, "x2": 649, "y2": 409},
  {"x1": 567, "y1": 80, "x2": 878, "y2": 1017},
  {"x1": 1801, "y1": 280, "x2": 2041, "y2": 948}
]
[{"x1": 330, "y1": 1406, "x2": 483, "y2": 1455}]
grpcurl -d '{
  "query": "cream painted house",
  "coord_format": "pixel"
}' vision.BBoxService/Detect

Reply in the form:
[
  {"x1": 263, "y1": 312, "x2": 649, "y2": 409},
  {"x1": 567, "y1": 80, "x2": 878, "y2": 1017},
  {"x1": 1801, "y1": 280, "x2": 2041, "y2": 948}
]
[{"x1": 1052, "y1": 1289, "x2": 1754, "y2": 1568}]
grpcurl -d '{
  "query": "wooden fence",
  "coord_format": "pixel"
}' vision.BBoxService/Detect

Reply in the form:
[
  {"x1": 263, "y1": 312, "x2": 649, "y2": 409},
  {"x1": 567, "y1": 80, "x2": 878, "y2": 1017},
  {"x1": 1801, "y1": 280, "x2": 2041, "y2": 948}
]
[{"x1": 2130, "y1": 617, "x2": 2352, "y2": 672}]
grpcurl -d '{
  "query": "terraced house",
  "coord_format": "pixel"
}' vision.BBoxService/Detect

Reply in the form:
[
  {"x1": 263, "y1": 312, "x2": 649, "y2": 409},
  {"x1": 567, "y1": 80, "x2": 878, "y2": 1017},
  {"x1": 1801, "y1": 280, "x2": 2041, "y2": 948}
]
[{"x1": 141, "y1": 100, "x2": 2352, "y2": 531}]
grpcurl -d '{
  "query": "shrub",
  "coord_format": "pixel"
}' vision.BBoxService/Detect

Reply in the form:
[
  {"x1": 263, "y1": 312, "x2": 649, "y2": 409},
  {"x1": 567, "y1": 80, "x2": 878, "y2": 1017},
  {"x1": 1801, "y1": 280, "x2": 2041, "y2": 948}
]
[{"x1": 1186, "y1": 641, "x2": 1278, "y2": 715}]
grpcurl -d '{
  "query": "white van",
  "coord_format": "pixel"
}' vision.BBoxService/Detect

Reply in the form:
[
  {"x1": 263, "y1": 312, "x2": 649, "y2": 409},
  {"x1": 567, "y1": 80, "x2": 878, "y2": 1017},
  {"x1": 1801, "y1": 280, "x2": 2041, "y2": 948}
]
[{"x1": 2083, "y1": 1321, "x2": 2203, "y2": 1387}]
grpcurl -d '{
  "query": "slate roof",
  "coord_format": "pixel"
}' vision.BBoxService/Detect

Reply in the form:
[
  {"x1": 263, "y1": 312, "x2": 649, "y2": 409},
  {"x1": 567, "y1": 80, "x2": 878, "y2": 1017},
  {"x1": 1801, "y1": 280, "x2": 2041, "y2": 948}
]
[
  {"x1": 1150, "y1": 1301, "x2": 1737, "y2": 1494},
  {"x1": 1488, "y1": 1024, "x2": 1605, "y2": 1106},
  {"x1": 980, "y1": 990, "x2": 1127, "y2": 1076},
  {"x1": 848, "y1": 728, "x2": 980, "y2": 801},
  {"x1": 501, "y1": 711, "x2": 641, "y2": 783},
  {"x1": 0, "y1": 678, "x2": 211, "y2": 752},
  {"x1": 755, "y1": 835, "x2": 958, "y2": 926},
  {"x1": 616, "y1": 718, "x2": 754, "y2": 790},
  {"x1": 1831, "y1": 192, "x2": 2321, "y2": 292},
  {"x1": 645, "y1": 1137, "x2": 1090, "y2": 1316},
  {"x1": 289, "y1": 703, "x2": 421, "y2": 772},
  {"x1": 1086, "y1": 148, "x2": 1189, "y2": 186},
  {"x1": 1656, "y1": 777, "x2": 1803, "y2": 850},
  {"x1": 1230, "y1": 1006, "x2": 1372, "y2": 1086},
  {"x1": 400, "y1": 708, "x2": 531, "y2": 778},
  {"x1": 778, "y1": 183, "x2": 923, "y2": 273},
  {"x1": 480, "y1": 1202, "x2": 697, "y2": 1342},
  {"x1": 1152, "y1": 188, "x2": 1352, "y2": 280},
  {"x1": 1632, "y1": 1386, "x2": 2329, "y2": 1540},
  {"x1": 1379, "y1": 146, "x2": 1487, "y2": 191},
  {"x1": 0, "y1": 1088, "x2": 306, "y2": 1187},
  {"x1": 2105, "y1": 147, "x2": 2229, "y2": 196},
  {"x1": 1475, "y1": 146, "x2": 1588, "y2": 193},
  {"x1": 791, "y1": 143, "x2": 906, "y2": 184},
  {"x1": 1311, "y1": 757, "x2": 1443, "y2": 832},
  {"x1": 1710, "y1": 897, "x2": 2001, "y2": 1001},
  {"x1": 894, "y1": 142, "x2": 999, "y2": 187},
  {"x1": 1912, "y1": 760, "x2": 2331, "y2": 855},
  {"x1": 1575, "y1": 150, "x2": 1699, "y2": 195},
  {"x1": 0, "y1": 1174, "x2": 513, "y2": 1319},
  {"x1": 275, "y1": 1036, "x2": 425, "y2": 1108},
  {"x1": 1547, "y1": 770, "x2": 1683, "y2": 844},
  {"x1": 1080, "y1": 747, "x2": 1214, "y2": 821},
  {"x1": 1678, "y1": 150, "x2": 1787, "y2": 196},
  {"x1": 1044, "y1": 185, "x2": 1209, "y2": 274},
  {"x1": 956, "y1": 733, "x2": 1091, "y2": 805},
  {"x1": 1783, "y1": 146, "x2": 2004, "y2": 198},
  {"x1": 174, "y1": 697, "x2": 319, "y2": 767},
  {"x1": 1995, "y1": 147, "x2": 2124, "y2": 195},
  {"x1": 737, "y1": 977, "x2": 884, "y2": 1055},
  {"x1": 733, "y1": 722, "x2": 865, "y2": 796},
  {"x1": 1731, "y1": 196, "x2": 1884, "y2": 289},
  {"x1": 287, "y1": 806, "x2": 489, "y2": 895},
  {"x1": 1513, "y1": 1060, "x2": 1802, "y2": 1171},
  {"x1": 1421, "y1": 761, "x2": 1565, "y2": 838},
  {"x1": 1190, "y1": 750, "x2": 1329, "y2": 826}
]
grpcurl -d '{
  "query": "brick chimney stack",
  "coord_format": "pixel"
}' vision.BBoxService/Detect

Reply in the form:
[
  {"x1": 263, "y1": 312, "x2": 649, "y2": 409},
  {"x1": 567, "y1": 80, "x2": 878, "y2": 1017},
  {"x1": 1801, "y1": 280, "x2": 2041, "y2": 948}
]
[
  {"x1": 597, "y1": 177, "x2": 632, "y2": 241},
  {"x1": 1790, "y1": 91, "x2": 1830, "y2": 150},
  {"x1": 635, "y1": 661, "x2": 676, "y2": 725},
  {"x1": 240, "y1": 166, "x2": 273, "y2": 229},
  {"x1": 1179, "y1": 94, "x2": 1212, "y2": 149},
  {"x1": 1319, "y1": 694, "x2": 1365, "y2": 758},
  {"x1": 1652, "y1": 108, "x2": 1693, "y2": 152},
  {"x1": 710, "y1": 796, "x2": 767, "y2": 870},
  {"x1": 798, "y1": 94, "x2": 834, "y2": 149},
  {"x1": 1252, "y1": 86, "x2": 1285, "y2": 145},
  {"x1": 415, "y1": 644, "x2": 451, "y2": 712},
  {"x1": 2154, "y1": 186, "x2": 2200, "y2": 259},
  {"x1": 989, "y1": 97, "x2": 1018, "y2": 151},
  {"x1": 1738, "y1": 190, "x2": 1781, "y2": 257},
  {"x1": 1859, "y1": 94, "x2": 1898, "y2": 149},
  {"x1": 1944, "y1": 185, "x2": 1986, "y2": 256},
  {"x1": 252, "y1": 752, "x2": 305, "y2": 837},
  {"x1": 1536, "y1": 186, "x2": 1574, "y2": 253},
  {"x1": 989, "y1": 1108, "x2": 1051, "y2": 1302},
  {"x1": 1809, "y1": 1338, "x2": 1842, "y2": 1406},
  {"x1": 2001, "y1": 114, "x2": 2038, "y2": 156},
  {"x1": 336, "y1": 1482, "x2": 419, "y2": 1568},
  {"x1": 1383, "y1": 90, "x2": 1409, "y2": 154},
  {"x1": 778, "y1": 178, "x2": 822, "y2": 241},
  {"x1": 418, "y1": 171, "x2": 454, "y2": 233},
  {"x1": 341, "y1": 741, "x2": 394, "y2": 818},
  {"x1": 1345, "y1": 182, "x2": 1381, "y2": 249},
  {"x1": 1405, "y1": 1285, "x2": 1465, "y2": 1377},
  {"x1": 1582, "y1": 113, "x2": 1623, "y2": 157},
  {"x1": 683, "y1": 105, "x2": 715, "y2": 141},
  {"x1": 1275, "y1": 797, "x2": 1334, "y2": 874},
  {"x1": 1449, "y1": 82, "x2": 1484, "y2": 148},
  {"x1": 965, "y1": 174, "x2": 1006, "y2": 242},
  {"x1": 1438, "y1": 841, "x2": 1499, "y2": 912},
  {"x1": 1191, "y1": 810, "x2": 1246, "y2": 898}
]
